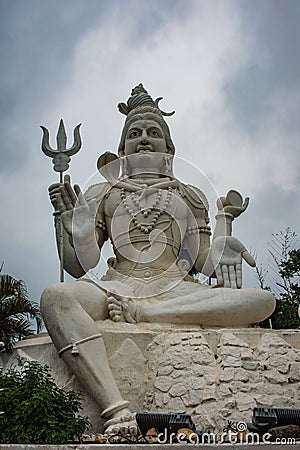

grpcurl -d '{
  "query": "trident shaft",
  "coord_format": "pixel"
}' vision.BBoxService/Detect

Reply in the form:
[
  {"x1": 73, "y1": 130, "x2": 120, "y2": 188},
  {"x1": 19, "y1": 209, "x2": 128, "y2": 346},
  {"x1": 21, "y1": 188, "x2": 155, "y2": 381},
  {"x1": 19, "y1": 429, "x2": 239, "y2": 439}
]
[{"x1": 40, "y1": 119, "x2": 82, "y2": 282}]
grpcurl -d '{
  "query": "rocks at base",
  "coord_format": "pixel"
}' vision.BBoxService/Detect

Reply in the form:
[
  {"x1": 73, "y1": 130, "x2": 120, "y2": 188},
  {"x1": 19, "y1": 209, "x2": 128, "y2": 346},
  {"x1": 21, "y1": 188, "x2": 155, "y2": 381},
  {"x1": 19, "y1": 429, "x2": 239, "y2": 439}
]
[
  {"x1": 2, "y1": 327, "x2": 300, "y2": 434},
  {"x1": 144, "y1": 330, "x2": 300, "y2": 433}
]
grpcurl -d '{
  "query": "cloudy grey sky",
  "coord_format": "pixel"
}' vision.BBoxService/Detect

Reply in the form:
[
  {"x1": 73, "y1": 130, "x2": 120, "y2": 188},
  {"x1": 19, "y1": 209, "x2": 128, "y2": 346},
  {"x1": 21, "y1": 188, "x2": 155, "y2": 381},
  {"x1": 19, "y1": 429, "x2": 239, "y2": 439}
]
[{"x1": 0, "y1": 0, "x2": 299, "y2": 304}]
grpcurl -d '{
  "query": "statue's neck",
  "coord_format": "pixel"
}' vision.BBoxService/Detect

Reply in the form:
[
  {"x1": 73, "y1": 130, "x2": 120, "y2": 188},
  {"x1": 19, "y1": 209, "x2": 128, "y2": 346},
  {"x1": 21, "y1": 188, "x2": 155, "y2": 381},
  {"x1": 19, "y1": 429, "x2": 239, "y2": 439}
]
[
  {"x1": 117, "y1": 175, "x2": 178, "y2": 191},
  {"x1": 129, "y1": 169, "x2": 162, "y2": 178},
  {"x1": 129, "y1": 172, "x2": 162, "y2": 180},
  {"x1": 128, "y1": 173, "x2": 170, "y2": 184}
]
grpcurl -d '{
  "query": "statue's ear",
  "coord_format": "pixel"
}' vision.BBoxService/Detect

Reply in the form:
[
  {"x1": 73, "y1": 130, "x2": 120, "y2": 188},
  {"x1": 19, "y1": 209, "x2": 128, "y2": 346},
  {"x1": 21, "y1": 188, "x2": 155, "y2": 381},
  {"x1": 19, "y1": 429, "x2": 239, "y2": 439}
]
[
  {"x1": 166, "y1": 145, "x2": 175, "y2": 155},
  {"x1": 97, "y1": 152, "x2": 120, "y2": 182}
]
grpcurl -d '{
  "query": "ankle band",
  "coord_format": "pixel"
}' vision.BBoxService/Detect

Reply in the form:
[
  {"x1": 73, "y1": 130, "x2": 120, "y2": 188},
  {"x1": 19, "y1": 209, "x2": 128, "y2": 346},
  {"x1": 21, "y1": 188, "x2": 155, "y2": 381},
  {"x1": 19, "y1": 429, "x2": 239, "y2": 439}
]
[{"x1": 58, "y1": 333, "x2": 102, "y2": 357}]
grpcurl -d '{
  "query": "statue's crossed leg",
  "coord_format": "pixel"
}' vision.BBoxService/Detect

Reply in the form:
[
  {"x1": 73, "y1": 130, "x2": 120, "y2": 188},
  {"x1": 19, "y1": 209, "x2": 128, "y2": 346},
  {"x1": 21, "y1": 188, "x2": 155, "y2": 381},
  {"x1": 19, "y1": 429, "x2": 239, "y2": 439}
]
[
  {"x1": 40, "y1": 280, "x2": 137, "y2": 435},
  {"x1": 107, "y1": 283, "x2": 275, "y2": 327}
]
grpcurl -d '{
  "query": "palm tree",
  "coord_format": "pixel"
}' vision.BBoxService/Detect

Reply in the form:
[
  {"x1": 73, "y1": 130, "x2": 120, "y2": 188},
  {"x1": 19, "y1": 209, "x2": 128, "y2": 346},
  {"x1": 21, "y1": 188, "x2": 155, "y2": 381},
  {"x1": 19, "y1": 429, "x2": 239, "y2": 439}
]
[{"x1": 0, "y1": 274, "x2": 43, "y2": 353}]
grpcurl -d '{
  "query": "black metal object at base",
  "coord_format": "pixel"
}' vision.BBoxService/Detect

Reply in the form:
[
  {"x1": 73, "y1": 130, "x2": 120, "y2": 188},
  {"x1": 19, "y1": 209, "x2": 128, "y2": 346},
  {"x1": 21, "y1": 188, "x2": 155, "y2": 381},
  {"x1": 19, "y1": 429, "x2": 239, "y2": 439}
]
[{"x1": 136, "y1": 412, "x2": 195, "y2": 438}]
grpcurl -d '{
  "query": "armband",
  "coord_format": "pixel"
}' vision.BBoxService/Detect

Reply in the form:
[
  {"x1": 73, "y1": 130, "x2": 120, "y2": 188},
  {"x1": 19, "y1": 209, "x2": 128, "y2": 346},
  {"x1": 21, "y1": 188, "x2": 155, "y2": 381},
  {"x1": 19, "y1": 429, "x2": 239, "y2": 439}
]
[
  {"x1": 186, "y1": 225, "x2": 211, "y2": 236},
  {"x1": 96, "y1": 219, "x2": 107, "y2": 233}
]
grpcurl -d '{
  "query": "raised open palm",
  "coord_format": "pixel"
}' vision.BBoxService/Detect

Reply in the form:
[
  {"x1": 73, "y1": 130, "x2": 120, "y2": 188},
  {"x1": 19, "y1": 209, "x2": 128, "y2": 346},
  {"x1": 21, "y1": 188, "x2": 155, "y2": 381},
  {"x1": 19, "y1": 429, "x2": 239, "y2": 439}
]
[
  {"x1": 210, "y1": 236, "x2": 255, "y2": 288},
  {"x1": 49, "y1": 175, "x2": 96, "y2": 241}
]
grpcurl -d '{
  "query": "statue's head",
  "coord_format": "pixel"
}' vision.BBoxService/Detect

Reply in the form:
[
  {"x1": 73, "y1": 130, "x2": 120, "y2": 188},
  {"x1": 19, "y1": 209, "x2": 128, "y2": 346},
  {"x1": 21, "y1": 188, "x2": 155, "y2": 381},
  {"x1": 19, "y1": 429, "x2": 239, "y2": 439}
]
[{"x1": 117, "y1": 84, "x2": 175, "y2": 157}]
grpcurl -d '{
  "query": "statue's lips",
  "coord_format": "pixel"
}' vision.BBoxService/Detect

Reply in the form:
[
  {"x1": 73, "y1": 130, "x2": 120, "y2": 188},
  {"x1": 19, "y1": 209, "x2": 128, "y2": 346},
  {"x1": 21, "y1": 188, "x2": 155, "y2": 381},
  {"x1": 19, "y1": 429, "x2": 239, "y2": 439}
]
[{"x1": 137, "y1": 146, "x2": 153, "y2": 153}]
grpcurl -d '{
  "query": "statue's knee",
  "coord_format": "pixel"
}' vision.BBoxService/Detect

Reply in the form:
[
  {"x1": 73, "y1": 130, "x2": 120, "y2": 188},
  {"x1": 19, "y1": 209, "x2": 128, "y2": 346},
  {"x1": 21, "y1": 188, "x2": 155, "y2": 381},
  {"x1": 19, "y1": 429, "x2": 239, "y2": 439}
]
[
  {"x1": 264, "y1": 290, "x2": 276, "y2": 313},
  {"x1": 40, "y1": 283, "x2": 67, "y2": 315},
  {"x1": 248, "y1": 288, "x2": 276, "y2": 316}
]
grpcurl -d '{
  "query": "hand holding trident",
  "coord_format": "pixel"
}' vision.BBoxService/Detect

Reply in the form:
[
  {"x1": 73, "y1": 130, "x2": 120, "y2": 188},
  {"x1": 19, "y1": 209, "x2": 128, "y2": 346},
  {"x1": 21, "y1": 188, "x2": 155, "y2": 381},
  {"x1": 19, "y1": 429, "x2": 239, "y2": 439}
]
[{"x1": 41, "y1": 119, "x2": 82, "y2": 282}]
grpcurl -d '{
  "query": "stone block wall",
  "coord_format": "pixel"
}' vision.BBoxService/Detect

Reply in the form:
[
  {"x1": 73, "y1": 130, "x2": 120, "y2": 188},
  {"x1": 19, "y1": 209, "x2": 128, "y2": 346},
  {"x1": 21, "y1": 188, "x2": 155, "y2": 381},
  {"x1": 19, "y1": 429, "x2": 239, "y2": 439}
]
[
  {"x1": 1, "y1": 324, "x2": 300, "y2": 434},
  {"x1": 142, "y1": 330, "x2": 300, "y2": 432}
]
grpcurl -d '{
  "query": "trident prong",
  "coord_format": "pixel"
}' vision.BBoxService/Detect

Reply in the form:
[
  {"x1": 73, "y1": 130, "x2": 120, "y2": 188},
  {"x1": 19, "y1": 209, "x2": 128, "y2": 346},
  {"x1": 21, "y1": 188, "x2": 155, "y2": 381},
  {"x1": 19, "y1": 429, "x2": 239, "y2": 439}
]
[
  {"x1": 40, "y1": 119, "x2": 82, "y2": 173},
  {"x1": 40, "y1": 119, "x2": 83, "y2": 283}
]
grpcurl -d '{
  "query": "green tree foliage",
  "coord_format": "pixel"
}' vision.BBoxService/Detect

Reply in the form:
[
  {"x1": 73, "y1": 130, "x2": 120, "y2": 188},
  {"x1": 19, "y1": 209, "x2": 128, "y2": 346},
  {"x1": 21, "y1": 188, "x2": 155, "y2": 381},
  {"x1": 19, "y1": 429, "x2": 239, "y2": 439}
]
[
  {"x1": 272, "y1": 248, "x2": 300, "y2": 328},
  {"x1": 257, "y1": 229, "x2": 300, "y2": 329},
  {"x1": 0, "y1": 362, "x2": 89, "y2": 444},
  {"x1": 0, "y1": 274, "x2": 43, "y2": 352}
]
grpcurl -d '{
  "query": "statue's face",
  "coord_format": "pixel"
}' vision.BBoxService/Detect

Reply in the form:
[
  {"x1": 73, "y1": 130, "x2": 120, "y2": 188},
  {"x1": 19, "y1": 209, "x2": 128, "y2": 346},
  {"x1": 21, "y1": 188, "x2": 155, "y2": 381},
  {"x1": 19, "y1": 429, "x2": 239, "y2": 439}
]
[{"x1": 124, "y1": 119, "x2": 168, "y2": 156}]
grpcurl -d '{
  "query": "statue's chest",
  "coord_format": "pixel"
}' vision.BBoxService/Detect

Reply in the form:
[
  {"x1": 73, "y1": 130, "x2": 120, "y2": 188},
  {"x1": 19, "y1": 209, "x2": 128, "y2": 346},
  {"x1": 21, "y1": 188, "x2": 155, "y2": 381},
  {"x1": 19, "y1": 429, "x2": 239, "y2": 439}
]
[{"x1": 104, "y1": 188, "x2": 187, "y2": 221}]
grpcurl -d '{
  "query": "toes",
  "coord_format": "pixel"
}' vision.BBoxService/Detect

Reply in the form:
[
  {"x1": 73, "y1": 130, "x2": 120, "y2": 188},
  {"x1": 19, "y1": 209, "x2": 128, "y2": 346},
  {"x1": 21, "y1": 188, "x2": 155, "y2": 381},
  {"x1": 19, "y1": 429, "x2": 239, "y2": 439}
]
[
  {"x1": 104, "y1": 414, "x2": 138, "y2": 438},
  {"x1": 129, "y1": 425, "x2": 138, "y2": 436},
  {"x1": 108, "y1": 303, "x2": 120, "y2": 315},
  {"x1": 107, "y1": 296, "x2": 121, "y2": 306},
  {"x1": 106, "y1": 422, "x2": 136, "y2": 436},
  {"x1": 120, "y1": 424, "x2": 128, "y2": 435},
  {"x1": 107, "y1": 297, "x2": 125, "y2": 322},
  {"x1": 106, "y1": 425, "x2": 118, "y2": 435},
  {"x1": 112, "y1": 314, "x2": 121, "y2": 322},
  {"x1": 108, "y1": 311, "x2": 121, "y2": 322},
  {"x1": 111, "y1": 425, "x2": 119, "y2": 434},
  {"x1": 108, "y1": 303, "x2": 122, "y2": 322},
  {"x1": 108, "y1": 303, "x2": 120, "y2": 312}
]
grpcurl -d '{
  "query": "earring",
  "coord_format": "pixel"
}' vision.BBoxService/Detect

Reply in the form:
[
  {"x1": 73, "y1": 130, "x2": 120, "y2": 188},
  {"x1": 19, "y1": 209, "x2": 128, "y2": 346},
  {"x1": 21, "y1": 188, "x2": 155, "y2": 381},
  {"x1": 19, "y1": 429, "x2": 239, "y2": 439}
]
[
  {"x1": 121, "y1": 157, "x2": 130, "y2": 179},
  {"x1": 162, "y1": 154, "x2": 174, "y2": 177}
]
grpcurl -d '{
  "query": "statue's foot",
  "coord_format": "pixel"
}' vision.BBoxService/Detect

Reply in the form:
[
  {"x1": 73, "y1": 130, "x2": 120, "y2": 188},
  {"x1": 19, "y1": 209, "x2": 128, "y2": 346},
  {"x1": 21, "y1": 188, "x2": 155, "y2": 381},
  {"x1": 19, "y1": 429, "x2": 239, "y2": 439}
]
[
  {"x1": 104, "y1": 409, "x2": 138, "y2": 437},
  {"x1": 107, "y1": 296, "x2": 137, "y2": 323}
]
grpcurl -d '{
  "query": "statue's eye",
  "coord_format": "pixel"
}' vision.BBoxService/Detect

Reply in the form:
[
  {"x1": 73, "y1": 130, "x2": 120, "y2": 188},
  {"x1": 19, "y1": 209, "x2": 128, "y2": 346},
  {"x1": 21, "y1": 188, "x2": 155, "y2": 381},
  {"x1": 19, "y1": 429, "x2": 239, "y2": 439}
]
[
  {"x1": 128, "y1": 130, "x2": 140, "y2": 138},
  {"x1": 150, "y1": 129, "x2": 160, "y2": 137}
]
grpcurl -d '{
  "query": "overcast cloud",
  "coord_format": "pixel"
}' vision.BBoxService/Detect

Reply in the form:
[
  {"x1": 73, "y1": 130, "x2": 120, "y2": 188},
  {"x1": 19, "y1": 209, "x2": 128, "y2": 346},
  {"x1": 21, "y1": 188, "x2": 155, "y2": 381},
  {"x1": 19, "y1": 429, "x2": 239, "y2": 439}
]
[{"x1": 0, "y1": 0, "x2": 299, "y2": 304}]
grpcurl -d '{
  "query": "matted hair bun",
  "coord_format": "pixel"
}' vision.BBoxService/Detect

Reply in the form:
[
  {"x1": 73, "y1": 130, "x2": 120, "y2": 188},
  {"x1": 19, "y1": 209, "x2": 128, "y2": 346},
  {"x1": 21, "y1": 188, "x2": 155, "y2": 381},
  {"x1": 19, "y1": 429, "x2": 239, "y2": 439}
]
[{"x1": 118, "y1": 84, "x2": 175, "y2": 117}]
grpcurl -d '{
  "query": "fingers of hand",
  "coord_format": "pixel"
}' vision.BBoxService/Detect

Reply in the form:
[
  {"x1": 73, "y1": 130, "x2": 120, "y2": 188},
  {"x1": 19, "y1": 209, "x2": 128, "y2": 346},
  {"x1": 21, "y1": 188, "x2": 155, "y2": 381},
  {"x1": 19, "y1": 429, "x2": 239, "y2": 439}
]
[
  {"x1": 64, "y1": 174, "x2": 71, "y2": 184},
  {"x1": 242, "y1": 250, "x2": 256, "y2": 267},
  {"x1": 74, "y1": 184, "x2": 87, "y2": 207},
  {"x1": 228, "y1": 265, "x2": 237, "y2": 289},
  {"x1": 62, "y1": 174, "x2": 78, "y2": 206},
  {"x1": 49, "y1": 183, "x2": 62, "y2": 206},
  {"x1": 236, "y1": 263, "x2": 242, "y2": 288},
  {"x1": 218, "y1": 264, "x2": 240, "y2": 288},
  {"x1": 215, "y1": 265, "x2": 223, "y2": 287},
  {"x1": 59, "y1": 185, "x2": 74, "y2": 210},
  {"x1": 65, "y1": 180, "x2": 77, "y2": 206},
  {"x1": 48, "y1": 182, "x2": 61, "y2": 194},
  {"x1": 221, "y1": 265, "x2": 231, "y2": 288},
  {"x1": 73, "y1": 184, "x2": 81, "y2": 197},
  {"x1": 88, "y1": 198, "x2": 97, "y2": 220},
  {"x1": 55, "y1": 193, "x2": 66, "y2": 213}
]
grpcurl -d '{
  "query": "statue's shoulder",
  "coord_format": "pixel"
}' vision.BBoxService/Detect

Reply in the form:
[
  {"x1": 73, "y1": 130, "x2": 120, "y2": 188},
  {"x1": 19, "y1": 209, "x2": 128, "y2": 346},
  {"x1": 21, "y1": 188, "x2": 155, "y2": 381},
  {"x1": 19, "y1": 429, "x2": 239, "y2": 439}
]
[
  {"x1": 84, "y1": 182, "x2": 111, "y2": 205},
  {"x1": 178, "y1": 182, "x2": 209, "y2": 211}
]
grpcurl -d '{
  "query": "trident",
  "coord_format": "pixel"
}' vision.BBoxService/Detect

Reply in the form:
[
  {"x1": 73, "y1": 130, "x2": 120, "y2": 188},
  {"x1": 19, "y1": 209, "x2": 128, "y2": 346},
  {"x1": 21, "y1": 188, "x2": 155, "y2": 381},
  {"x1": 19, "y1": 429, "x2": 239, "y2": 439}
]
[{"x1": 40, "y1": 119, "x2": 82, "y2": 282}]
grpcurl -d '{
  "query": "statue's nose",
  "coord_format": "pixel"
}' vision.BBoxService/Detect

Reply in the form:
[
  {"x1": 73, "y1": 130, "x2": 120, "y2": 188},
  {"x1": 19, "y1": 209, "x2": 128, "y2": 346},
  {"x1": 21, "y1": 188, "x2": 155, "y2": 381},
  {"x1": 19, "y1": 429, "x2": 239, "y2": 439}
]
[{"x1": 141, "y1": 130, "x2": 149, "y2": 144}]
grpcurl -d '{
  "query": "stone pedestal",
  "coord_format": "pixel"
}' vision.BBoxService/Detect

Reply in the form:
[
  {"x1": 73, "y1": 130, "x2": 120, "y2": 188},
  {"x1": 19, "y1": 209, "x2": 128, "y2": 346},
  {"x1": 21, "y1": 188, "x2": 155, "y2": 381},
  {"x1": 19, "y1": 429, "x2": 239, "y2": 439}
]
[{"x1": 1, "y1": 322, "x2": 300, "y2": 434}]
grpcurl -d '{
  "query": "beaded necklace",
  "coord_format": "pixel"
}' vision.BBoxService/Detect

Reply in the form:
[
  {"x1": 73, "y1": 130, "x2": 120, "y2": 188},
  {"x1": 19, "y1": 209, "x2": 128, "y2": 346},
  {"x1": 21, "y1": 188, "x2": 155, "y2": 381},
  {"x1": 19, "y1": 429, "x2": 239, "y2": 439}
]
[{"x1": 120, "y1": 186, "x2": 172, "y2": 234}]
